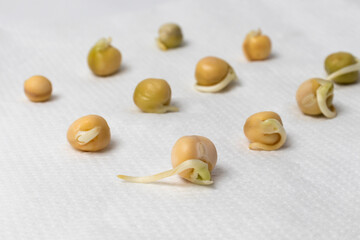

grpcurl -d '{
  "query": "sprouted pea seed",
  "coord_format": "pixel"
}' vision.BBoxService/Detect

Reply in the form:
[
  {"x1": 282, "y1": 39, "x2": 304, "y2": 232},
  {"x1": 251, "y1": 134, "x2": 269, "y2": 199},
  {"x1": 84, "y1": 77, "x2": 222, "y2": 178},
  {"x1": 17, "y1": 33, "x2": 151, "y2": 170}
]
[
  {"x1": 67, "y1": 115, "x2": 111, "y2": 152},
  {"x1": 244, "y1": 111, "x2": 287, "y2": 151},
  {"x1": 325, "y1": 52, "x2": 359, "y2": 84},
  {"x1": 243, "y1": 29, "x2": 271, "y2": 61},
  {"x1": 194, "y1": 56, "x2": 237, "y2": 93},
  {"x1": 296, "y1": 78, "x2": 336, "y2": 118},
  {"x1": 88, "y1": 37, "x2": 122, "y2": 76},
  {"x1": 133, "y1": 78, "x2": 178, "y2": 113},
  {"x1": 118, "y1": 135, "x2": 217, "y2": 185},
  {"x1": 156, "y1": 23, "x2": 183, "y2": 51}
]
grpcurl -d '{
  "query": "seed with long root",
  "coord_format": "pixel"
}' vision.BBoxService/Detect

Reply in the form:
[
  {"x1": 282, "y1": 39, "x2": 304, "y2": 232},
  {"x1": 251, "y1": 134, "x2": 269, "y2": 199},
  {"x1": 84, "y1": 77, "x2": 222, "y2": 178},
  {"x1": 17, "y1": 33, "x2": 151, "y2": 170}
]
[{"x1": 118, "y1": 135, "x2": 217, "y2": 185}]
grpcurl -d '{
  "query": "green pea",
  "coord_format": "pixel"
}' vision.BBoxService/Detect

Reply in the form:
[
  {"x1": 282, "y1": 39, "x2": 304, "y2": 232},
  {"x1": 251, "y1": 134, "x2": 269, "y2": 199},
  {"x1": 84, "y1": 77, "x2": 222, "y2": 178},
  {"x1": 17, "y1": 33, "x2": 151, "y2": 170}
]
[
  {"x1": 88, "y1": 37, "x2": 122, "y2": 76},
  {"x1": 325, "y1": 52, "x2": 358, "y2": 84},
  {"x1": 133, "y1": 78, "x2": 178, "y2": 113}
]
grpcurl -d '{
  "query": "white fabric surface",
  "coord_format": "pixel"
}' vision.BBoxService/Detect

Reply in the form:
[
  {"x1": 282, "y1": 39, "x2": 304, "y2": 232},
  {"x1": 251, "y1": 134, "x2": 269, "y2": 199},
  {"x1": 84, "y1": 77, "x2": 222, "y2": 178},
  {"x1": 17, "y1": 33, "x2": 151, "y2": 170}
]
[{"x1": 1, "y1": 0, "x2": 360, "y2": 239}]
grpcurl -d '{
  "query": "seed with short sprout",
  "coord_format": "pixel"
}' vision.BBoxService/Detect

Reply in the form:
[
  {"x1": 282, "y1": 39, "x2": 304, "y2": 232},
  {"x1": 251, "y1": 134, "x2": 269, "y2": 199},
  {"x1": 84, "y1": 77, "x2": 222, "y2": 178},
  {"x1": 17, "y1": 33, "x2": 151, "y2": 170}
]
[
  {"x1": 243, "y1": 29, "x2": 271, "y2": 61},
  {"x1": 325, "y1": 52, "x2": 359, "y2": 84},
  {"x1": 24, "y1": 75, "x2": 52, "y2": 102},
  {"x1": 67, "y1": 115, "x2": 111, "y2": 152},
  {"x1": 156, "y1": 23, "x2": 183, "y2": 51},
  {"x1": 133, "y1": 78, "x2": 178, "y2": 113},
  {"x1": 244, "y1": 111, "x2": 287, "y2": 151},
  {"x1": 194, "y1": 56, "x2": 237, "y2": 93},
  {"x1": 118, "y1": 135, "x2": 217, "y2": 185},
  {"x1": 296, "y1": 78, "x2": 336, "y2": 118},
  {"x1": 88, "y1": 37, "x2": 122, "y2": 76}
]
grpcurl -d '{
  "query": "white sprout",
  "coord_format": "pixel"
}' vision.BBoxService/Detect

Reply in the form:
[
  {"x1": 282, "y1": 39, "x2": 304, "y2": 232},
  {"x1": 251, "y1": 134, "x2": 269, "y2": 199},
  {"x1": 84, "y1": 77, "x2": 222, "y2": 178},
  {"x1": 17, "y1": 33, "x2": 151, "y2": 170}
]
[
  {"x1": 316, "y1": 80, "x2": 336, "y2": 118},
  {"x1": 326, "y1": 58, "x2": 360, "y2": 81},
  {"x1": 95, "y1": 37, "x2": 112, "y2": 51},
  {"x1": 75, "y1": 127, "x2": 101, "y2": 145},
  {"x1": 152, "y1": 105, "x2": 179, "y2": 114},
  {"x1": 249, "y1": 119, "x2": 287, "y2": 151},
  {"x1": 118, "y1": 159, "x2": 213, "y2": 185},
  {"x1": 194, "y1": 67, "x2": 237, "y2": 93}
]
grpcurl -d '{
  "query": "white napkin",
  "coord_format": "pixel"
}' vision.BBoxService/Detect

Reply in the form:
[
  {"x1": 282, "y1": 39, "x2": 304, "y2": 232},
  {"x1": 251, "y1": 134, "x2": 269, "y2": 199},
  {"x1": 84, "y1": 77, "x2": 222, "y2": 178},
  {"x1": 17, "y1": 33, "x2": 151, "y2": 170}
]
[{"x1": 1, "y1": 0, "x2": 360, "y2": 239}]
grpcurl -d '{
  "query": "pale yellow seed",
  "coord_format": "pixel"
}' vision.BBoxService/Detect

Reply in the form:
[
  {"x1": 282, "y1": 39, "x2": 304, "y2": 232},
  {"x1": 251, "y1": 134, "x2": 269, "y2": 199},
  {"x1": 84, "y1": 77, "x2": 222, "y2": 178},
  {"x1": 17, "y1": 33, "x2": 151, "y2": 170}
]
[{"x1": 24, "y1": 75, "x2": 52, "y2": 102}]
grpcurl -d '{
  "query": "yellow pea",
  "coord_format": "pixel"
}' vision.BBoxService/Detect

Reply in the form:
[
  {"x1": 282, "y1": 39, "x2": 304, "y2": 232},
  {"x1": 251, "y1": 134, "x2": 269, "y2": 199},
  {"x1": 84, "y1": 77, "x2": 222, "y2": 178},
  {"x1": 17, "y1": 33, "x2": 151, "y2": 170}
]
[
  {"x1": 67, "y1": 115, "x2": 111, "y2": 152},
  {"x1": 244, "y1": 111, "x2": 286, "y2": 151},
  {"x1": 171, "y1": 135, "x2": 217, "y2": 183},
  {"x1": 194, "y1": 56, "x2": 236, "y2": 93},
  {"x1": 243, "y1": 29, "x2": 271, "y2": 61},
  {"x1": 296, "y1": 78, "x2": 336, "y2": 118},
  {"x1": 24, "y1": 75, "x2": 52, "y2": 102}
]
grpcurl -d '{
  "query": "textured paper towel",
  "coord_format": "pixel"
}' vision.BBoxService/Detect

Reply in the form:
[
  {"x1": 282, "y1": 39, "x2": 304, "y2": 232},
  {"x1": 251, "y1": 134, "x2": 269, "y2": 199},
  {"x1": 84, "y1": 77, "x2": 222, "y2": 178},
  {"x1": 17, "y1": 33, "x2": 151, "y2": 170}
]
[{"x1": 1, "y1": 0, "x2": 360, "y2": 239}]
